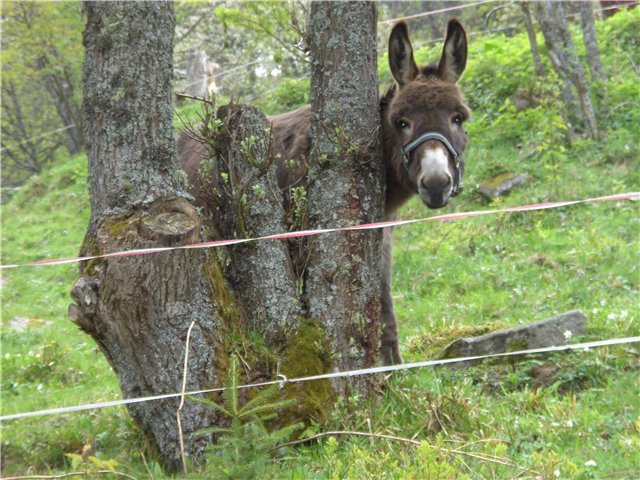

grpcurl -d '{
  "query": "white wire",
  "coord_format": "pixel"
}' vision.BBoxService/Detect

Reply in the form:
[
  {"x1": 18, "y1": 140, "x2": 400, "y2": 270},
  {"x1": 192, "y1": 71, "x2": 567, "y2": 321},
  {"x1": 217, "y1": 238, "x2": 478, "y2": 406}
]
[
  {"x1": 378, "y1": 0, "x2": 500, "y2": 25},
  {"x1": 0, "y1": 124, "x2": 76, "y2": 152},
  {"x1": 1, "y1": 336, "x2": 638, "y2": 422},
  {"x1": 179, "y1": 59, "x2": 263, "y2": 91}
]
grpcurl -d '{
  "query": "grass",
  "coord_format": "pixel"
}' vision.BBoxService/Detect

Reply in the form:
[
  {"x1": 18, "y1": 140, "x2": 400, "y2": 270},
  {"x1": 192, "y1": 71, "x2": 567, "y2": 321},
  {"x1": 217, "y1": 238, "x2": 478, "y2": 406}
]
[
  {"x1": 2, "y1": 137, "x2": 637, "y2": 480},
  {"x1": 2, "y1": 9, "x2": 639, "y2": 479}
]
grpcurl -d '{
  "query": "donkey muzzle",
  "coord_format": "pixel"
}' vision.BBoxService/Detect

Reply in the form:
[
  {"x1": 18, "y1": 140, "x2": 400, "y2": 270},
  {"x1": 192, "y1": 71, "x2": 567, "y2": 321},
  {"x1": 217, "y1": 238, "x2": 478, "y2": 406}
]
[{"x1": 402, "y1": 131, "x2": 463, "y2": 197}]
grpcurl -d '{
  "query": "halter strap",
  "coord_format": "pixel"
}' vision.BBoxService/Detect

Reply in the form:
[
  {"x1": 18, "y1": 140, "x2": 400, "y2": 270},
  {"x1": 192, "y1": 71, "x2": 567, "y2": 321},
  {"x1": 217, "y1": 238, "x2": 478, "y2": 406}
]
[{"x1": 401, "y1": 131, "x2": 463, "y2": 197}]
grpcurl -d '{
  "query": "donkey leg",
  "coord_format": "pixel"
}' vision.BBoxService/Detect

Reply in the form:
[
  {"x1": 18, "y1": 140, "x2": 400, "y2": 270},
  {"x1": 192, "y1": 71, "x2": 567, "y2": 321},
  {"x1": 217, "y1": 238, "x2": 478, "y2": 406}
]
[{"x1": 381, "y1": 226, "x2": 403, "y2": 365}]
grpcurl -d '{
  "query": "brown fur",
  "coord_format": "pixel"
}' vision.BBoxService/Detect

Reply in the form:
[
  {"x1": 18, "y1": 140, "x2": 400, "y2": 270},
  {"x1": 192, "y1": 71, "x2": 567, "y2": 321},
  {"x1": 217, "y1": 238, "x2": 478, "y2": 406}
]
[{"x1": 178, "y1": 19, "x2": 471, "y2": 365}]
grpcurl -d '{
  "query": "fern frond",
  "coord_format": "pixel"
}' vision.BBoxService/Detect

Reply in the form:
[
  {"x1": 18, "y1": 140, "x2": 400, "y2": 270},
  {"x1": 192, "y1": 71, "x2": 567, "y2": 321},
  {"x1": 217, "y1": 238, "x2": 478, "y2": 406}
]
[
  {"x1": 189, "y1": 395, "x2": 233, "y2": 418},
  {"x1": 241, "y1": 398, "x2": 297, "y2": 419},
  {"x1": 239, "y1": 383, "x2": 279, "y2": 411},
  {"x1": 193, "y1": 426, "x2": 233, "y2": 437},
  {"x1": 223, "y1": 354, "x2": 240, "y2": 415}
]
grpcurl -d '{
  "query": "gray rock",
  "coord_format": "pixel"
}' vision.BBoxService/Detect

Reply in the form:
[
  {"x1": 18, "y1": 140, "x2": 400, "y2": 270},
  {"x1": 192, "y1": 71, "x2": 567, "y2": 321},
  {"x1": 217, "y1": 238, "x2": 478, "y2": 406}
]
[
  {"x1": 9, "y1": 317, "x2": 52, "y2": 331},
  {"x1": 478, "y1": 172, "x2": 530, "y2": 199},
  {"x1": 441, "y1": 310, "x2": 587, "y2": 368}
]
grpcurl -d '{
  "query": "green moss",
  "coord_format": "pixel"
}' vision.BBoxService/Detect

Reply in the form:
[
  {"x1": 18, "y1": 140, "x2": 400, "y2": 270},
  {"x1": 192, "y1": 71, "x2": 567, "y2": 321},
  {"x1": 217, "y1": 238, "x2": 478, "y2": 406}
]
[
  {"x1": 103, "y1": 215, "x2": 137, "y2": 238},
  {"x1": 78, "y1": 236, "x2": 103, "y2": 276},
  {"x1": 479, "y1": 172, "x2": 520, "y2": 189},
  {"x1": 505, "y1": 337, "x2": 530, "y2": 352},
  {"x1": 201, "y1": 252, "x2": 335, "y2": 423},
  {"x1": 502, "y1": 337, "x2": 532, "y2": 366},
  {"x1": 281, "y1": 320, "x2": 335, "y2": 421},
  {"x1": 203, "y1": 252, "x2": 242, "y2": 328},
  {"x1": 202, "y1": 252, "x2": 279, "y2": 387}
]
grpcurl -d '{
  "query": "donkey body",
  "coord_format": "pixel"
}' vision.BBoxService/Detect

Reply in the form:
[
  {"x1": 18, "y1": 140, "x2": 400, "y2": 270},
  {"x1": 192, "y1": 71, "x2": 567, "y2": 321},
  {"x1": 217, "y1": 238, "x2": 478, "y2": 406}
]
[{"x1": 179, "y1": 20, "x2": 470, "y2": 365}]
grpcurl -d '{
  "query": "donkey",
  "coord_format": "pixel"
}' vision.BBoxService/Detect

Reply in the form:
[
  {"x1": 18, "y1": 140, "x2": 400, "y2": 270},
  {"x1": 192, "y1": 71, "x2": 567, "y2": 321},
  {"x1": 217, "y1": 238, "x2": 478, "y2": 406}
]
[{"x1": 178, "y1": 19, "x2": 470, "y2": 365}]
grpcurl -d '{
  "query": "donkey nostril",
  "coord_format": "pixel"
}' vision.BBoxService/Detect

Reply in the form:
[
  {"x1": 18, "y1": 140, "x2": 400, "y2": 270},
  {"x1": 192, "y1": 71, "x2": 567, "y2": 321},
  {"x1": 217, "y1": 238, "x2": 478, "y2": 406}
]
[{"x1": 422, "y1": 175, "x2": 452, "y2": 192}]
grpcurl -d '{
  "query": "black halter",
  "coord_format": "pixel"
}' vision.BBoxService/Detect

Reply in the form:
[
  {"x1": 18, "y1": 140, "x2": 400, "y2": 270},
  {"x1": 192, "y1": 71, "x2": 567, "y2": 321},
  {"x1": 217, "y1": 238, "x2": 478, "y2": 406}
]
[{"x1": 401, "y1": 132, "x2": 463, "y2": 197}]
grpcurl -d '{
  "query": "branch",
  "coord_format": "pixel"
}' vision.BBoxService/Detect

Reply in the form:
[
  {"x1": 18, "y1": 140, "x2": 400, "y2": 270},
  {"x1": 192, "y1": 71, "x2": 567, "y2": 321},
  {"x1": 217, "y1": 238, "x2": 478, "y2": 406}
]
[
  {"x1": 174, "y1": 91, "x2": 209, "y2": 103},
  {"x1": 274, "y1": 430, "x2": 421, "y2": 449},
  {"x1": 176, "y1": 320, "x2": 196, "y2": 475}
]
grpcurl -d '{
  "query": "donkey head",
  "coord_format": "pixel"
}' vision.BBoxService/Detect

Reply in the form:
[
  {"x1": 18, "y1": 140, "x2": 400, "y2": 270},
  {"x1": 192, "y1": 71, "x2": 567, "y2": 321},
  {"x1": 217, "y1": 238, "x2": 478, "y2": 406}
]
[{"x1": 384, "y1": 19, "x2": 470, "y2": 209}]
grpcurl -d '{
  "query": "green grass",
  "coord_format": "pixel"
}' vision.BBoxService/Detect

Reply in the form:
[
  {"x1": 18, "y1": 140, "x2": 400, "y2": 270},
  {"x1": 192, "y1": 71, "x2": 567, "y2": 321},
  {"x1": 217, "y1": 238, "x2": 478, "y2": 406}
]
[
  {"x1": 2, "y1": 134, "x2": 637, "y2": 480},
  {"x1": 2, "y1": 9, "x2": 639, "y2": 479}
]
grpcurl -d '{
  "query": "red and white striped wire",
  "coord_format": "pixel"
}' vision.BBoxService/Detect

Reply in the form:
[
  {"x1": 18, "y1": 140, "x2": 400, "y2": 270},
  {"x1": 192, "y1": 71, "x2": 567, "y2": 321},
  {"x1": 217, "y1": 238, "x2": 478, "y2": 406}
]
[{"x1": 3, "y1": 192, "x2": 638, "y2": 270}]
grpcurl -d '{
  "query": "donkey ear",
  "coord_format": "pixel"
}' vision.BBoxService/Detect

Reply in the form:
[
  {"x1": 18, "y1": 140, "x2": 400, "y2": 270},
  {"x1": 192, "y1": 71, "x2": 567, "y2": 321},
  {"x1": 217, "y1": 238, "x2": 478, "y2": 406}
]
[
  {"x1": 388, "y1": 21, "x2": 419, "y2": 88},
  {"x1": 437, "y1": 19, "x2": 467, "y2": 83}
]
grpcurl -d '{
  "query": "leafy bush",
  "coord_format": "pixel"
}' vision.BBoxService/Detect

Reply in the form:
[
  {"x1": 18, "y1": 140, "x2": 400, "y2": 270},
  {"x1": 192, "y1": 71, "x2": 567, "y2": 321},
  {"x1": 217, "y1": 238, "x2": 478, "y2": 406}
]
[{"x1": 257, "y1": 77, "x2": 310, "y2": 115}]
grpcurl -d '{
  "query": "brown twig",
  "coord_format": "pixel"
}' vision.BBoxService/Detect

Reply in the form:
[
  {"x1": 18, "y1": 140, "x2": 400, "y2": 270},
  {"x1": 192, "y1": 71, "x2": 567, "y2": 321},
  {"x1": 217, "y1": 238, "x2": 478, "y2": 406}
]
[
  {"x1": 176, "y1": 320, "x2": 196, "y2": 475},
  {"x1": 1, "y1": 470, "x2": 137, "y2": 480},
  {"x1": 173, "y1": 91, "x2": 209, "y2": 103},
  {"x1": 274, "y1": 430, "x2": 422, "y2": 450}
]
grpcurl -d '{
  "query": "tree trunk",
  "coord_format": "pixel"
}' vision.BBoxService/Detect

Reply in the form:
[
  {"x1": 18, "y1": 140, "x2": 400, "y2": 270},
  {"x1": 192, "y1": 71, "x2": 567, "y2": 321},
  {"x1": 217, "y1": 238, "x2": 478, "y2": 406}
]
[
  {"x1": 519, "y1": 1, "x2": 545, "y2": 77},
  {"x1": 536, "y1": 1, "x2": 600, "y2": 140},
  {"x1": 69, "y1": 1, "x2": 220, "y2": 470},
  {"x1": 306, "y1": 1, "x2": 384, "y2": 393},
  {"x1": 186, "y1": 50, "x2": 210, "y2": 99},
  {"x1": 71, "y1": 0, "x2": 384, "y2": 471},
  {"x1": 576, "y1": 1, "x2": 608, "y2": 84}
]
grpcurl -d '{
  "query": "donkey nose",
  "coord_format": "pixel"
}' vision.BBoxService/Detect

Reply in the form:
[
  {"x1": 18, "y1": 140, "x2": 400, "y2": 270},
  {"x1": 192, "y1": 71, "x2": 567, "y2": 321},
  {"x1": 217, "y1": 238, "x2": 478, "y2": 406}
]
[{"x1": 421, "y1": 173, "x2": 452, "y2": 194}]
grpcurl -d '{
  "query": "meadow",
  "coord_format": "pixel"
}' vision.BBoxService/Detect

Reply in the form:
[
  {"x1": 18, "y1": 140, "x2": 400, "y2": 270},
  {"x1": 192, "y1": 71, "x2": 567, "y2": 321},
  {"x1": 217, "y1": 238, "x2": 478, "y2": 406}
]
[{"x1": 1, "y1": 8, "x2": 639, "y2": 479}]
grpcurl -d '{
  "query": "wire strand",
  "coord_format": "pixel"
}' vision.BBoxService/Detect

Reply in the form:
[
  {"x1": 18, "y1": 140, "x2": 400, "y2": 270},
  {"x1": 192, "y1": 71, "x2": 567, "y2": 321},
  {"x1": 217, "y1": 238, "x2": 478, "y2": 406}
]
[{"x1": 1, "y1": 336, "x2": 637, "y2": 422}]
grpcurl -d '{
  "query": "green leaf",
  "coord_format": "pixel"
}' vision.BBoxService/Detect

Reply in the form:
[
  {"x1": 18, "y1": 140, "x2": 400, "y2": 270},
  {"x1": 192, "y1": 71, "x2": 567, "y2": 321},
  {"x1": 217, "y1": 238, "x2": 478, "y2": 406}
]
[{"x1": 64, "y1": 453, "x2": 83, "y2": 471}]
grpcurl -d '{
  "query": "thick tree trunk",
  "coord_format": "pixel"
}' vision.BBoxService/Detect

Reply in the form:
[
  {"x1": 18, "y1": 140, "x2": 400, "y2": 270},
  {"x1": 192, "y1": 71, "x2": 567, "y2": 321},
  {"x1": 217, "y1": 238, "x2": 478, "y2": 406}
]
[
  {"x1": 536, "y1": 1, "x2": 600, "y2": 140},
  {"x1": 204, "y1": 104, "x2": 303, "y2": 344},
  {"x1": 306, "y1": 1, "x2": 384, "y2": 393},
  {"x1": 69, "y1": 2, "x2": 220, "y2": 470},
  {"x1": 72, "y1": 0, "x2": 384, "y2": 471}
]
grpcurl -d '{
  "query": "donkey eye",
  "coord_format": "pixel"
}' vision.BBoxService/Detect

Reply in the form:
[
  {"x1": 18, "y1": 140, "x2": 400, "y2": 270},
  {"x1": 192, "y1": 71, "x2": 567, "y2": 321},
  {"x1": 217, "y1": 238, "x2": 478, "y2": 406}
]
[
  {"x1": 452, "y1": 114, "x2": 464, "y2": 126},
  {"x1": 396, "y1": 119, "x2": 410, "y2": 130}
]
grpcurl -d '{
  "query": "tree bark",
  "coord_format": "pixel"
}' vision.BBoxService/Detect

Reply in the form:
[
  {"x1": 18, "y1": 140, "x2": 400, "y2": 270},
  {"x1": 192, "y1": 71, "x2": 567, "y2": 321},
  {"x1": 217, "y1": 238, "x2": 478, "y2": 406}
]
[
  {"x1": 306, "y1": 1, "x2": 384, "y2": 393},
  {"x1": 70, "y1": 1, "x2": 220, "y2": 470}
]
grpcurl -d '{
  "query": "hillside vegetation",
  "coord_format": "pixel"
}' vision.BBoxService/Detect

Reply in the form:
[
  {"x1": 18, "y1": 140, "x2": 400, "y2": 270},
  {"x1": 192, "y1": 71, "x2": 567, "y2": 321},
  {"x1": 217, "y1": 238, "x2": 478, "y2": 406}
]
[{"x1": 1, "y1": 8, "x2": 639, "y2": 479}]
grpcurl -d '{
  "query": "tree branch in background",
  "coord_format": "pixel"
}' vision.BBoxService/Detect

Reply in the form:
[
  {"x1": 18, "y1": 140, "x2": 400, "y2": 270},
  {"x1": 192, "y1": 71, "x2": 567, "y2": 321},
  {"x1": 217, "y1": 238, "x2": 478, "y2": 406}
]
[
  {"x1": 576, "y1": 0, "x2": 608, "y2": 85},
  {"x1": 535, "y1": 1, "x2": 601, "y2": 140},
  {"x1": 519, "y1": 1, "x2": 545, "y2": 77}
]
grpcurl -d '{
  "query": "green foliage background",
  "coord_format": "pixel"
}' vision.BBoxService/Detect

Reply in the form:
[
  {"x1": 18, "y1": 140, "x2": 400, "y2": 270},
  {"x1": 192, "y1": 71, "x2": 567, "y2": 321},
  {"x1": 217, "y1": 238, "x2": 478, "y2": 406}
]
[
  {"x1": 1, "y1": 4, "x2": 639, "y2": 479},
  {"x1": 1, "y1": 2, "x2": 84, "y2": 186}
]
